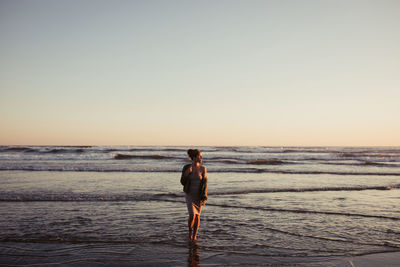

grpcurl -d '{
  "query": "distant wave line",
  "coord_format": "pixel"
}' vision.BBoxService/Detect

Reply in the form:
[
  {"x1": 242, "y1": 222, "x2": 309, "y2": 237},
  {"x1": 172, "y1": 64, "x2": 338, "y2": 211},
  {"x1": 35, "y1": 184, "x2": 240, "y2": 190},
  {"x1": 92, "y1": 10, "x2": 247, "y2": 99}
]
[
  {"x1": 0, "y1": 146, "x2": 187, "y2": 154},
  {"x1": 319, "y1": 161, "x2": 400, "y2": 167},
  {"x1": 113, "y1": 153, "x2": 179, "y2": 160},
  {"x1": 155, "y1": 185, "x2": 400, "y2": 198},
  {"x1": 214, "y1": 159, "x2": 400, "y2": 167},
  {"x1": 0, "y1": 167, "x2": 399, "y2": 176},
  {"x1": 207, "y1": 184, "x2": 400, "y2": 195},
  {"x1": 2, "y1": 145, "x2": 400, "y2": 155}
]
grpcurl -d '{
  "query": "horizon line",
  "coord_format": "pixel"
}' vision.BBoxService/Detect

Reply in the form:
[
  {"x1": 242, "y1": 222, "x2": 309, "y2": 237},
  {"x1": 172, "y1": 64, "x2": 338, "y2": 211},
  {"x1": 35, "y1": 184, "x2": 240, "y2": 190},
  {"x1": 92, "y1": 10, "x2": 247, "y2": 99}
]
[{"x1": 1, "y1": 144, "x2": 400, "y2": 148}]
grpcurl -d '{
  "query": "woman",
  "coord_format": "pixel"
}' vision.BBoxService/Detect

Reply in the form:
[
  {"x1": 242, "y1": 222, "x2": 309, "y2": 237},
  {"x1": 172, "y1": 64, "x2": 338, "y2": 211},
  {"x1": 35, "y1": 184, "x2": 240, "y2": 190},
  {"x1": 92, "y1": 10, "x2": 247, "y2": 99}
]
[{"x1": 181, "y1": 149, "x2": 208, "y2": 242}]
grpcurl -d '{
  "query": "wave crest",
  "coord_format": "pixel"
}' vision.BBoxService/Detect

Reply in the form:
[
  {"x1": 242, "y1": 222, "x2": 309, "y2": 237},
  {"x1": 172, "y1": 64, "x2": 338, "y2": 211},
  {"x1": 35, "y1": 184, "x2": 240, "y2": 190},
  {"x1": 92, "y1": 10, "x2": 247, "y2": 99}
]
[
  {"x1": 246, "y1": 160, "x2": 288, "y2": 165},
  {"x1": 113, "y1": 153, "x2": 174, "y2": 160},
  {"x1": 209, "y1": 184, "x2": 400, "y2": 196}
]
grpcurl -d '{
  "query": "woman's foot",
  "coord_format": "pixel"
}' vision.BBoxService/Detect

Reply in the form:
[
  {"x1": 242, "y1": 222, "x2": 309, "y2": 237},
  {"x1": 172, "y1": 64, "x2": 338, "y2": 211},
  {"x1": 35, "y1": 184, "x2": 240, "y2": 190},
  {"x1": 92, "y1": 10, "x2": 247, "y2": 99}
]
[
  {"x1": 188, "y1": 231, "x2": 193, "y2": 240},
  {"x1": 192, "y1": 233, "x2": 197, "y2": 242}
]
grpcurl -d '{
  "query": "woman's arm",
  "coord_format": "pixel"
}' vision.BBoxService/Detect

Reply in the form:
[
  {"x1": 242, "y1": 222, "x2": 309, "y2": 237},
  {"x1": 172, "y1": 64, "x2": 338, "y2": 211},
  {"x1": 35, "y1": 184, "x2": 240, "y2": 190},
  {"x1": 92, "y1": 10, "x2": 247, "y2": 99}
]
[
  {"x1": 201, "y1": 166, "x2": 208, "y2": 204},
  {"x1": 180, "y1": 164, "x2": 192, "y2": 186},
  {"x1": 203, "y1": 167, "x2": 208, "y2": 197},
  {"x1": 184, "y1": 165, "x2": 193, "y2": 177}
]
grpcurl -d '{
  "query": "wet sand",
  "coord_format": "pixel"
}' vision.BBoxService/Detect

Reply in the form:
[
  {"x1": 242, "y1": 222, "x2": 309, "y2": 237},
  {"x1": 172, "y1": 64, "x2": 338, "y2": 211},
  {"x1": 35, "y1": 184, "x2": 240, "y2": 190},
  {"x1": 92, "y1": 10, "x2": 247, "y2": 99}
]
[
  {"x1": 333, "y1": 251, "x2": 400, "y2": 267},
  {"x1": 1, "y1": 241, "x2": 399, "y2": 266}
]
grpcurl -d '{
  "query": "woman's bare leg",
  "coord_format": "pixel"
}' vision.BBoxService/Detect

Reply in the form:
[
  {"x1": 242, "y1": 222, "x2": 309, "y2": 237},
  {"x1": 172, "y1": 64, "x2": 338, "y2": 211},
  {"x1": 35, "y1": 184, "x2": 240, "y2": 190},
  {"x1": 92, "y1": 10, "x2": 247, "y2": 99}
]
[
  {"x1": 188, "y1": 214, "x2": 195, "y2": 240},
  {"x1": 192, "y1": 215, "x2": 200, "y2": 241}
]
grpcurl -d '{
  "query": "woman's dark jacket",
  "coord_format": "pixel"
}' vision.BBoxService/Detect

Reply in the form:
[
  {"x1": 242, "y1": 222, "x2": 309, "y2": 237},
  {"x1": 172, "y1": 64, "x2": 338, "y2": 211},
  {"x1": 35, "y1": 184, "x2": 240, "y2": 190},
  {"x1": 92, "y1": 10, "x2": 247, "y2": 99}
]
[{"x1": 181, "y1": 164, "x2": 208, "y2": 201}]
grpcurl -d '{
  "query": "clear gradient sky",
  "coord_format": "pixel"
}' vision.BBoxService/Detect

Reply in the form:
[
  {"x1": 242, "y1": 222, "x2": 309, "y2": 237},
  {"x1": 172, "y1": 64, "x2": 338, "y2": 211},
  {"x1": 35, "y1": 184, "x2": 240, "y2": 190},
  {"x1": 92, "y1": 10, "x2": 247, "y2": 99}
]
[{"x1": 1, "y1": 0, "x2": 399, "y2": 146}]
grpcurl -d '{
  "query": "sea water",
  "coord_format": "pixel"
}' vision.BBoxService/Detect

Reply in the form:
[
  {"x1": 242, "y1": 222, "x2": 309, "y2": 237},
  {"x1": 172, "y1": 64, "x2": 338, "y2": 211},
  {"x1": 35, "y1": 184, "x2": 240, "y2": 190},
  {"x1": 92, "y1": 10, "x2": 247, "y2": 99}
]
[{"x1": 0, "y1": 146, "x2": 399, "y2": 265}]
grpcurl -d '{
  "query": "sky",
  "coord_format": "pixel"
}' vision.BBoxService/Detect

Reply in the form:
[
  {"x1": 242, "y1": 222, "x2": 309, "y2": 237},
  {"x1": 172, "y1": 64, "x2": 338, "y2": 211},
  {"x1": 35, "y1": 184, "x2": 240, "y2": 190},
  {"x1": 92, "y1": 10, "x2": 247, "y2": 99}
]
[{"x1": 0, "y1": 0, "x2": 399, "y2": 146}]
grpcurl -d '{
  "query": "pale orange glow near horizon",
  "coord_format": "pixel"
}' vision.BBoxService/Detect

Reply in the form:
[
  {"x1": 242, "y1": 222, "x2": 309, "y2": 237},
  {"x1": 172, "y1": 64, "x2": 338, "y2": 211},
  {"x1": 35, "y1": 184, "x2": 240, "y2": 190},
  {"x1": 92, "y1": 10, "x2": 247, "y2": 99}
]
[{"x1": 1, "y1": 122, "x2": 399, "y2": 147}]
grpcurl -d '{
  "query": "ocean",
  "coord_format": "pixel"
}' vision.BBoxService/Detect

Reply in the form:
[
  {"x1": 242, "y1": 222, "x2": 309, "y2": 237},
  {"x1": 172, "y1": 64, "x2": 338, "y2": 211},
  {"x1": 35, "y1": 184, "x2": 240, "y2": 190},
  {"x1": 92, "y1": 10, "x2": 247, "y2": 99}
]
[{"x1": 0, "y1": 146, "x2": 399, "y2": 266}]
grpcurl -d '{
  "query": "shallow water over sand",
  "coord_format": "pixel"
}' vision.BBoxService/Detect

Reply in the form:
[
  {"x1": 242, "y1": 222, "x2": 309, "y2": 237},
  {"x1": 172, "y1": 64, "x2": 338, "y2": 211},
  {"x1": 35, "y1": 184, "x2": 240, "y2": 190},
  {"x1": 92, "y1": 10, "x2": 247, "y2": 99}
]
[{"x1": 0, "y1": 146, "x2": 399, "y2": 265}]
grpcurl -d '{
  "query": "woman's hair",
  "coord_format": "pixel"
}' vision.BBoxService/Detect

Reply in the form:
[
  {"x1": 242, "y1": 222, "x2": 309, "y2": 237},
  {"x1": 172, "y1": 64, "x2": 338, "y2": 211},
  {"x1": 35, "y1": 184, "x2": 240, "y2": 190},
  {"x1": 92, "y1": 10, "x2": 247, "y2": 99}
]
[{"x1": 187, "y1": 149, "x2": 201, "y2": 160}]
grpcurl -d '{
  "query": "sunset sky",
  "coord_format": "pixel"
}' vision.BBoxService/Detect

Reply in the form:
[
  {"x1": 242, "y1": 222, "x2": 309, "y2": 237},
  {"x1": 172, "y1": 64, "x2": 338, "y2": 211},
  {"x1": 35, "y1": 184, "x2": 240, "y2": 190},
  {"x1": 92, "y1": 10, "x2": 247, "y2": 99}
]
[{"x1": 1, "y1": 0, "x2": 399, "y2": 146}]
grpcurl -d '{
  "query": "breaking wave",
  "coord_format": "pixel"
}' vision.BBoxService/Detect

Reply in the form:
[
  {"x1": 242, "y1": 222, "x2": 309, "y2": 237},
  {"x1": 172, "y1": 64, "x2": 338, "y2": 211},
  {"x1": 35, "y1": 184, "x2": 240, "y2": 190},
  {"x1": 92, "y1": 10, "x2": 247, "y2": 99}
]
[
  {"x1": 207, "y1": 184, "x2": 400, "y2": 195},
  {"x1": 113, "y1": 153, "x2": 177, "y2": 160},
  {"x1": 2, "y1": 184, "x2": 399, "y2": 201},
  {"x1": 246, "y1": 160, "x2": 292, "y2": 165},
  {"x1": 0, "y1": 166, "x2": 399, "y2": 175}
]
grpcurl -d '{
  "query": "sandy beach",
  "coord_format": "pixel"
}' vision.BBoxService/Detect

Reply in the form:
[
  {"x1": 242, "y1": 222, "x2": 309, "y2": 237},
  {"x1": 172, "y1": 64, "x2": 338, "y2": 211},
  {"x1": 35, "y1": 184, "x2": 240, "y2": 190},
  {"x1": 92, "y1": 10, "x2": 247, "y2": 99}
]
[{"x1": 1, "y1": 241, "x2": 400, "y2": 266}]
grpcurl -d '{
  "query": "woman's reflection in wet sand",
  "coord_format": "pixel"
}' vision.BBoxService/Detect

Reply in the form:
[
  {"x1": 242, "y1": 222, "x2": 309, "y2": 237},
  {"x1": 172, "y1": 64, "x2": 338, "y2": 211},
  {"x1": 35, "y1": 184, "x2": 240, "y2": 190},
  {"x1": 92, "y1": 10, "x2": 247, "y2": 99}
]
[{"x1": 188, "y1": 242, "x2": 200, "y2": 267}]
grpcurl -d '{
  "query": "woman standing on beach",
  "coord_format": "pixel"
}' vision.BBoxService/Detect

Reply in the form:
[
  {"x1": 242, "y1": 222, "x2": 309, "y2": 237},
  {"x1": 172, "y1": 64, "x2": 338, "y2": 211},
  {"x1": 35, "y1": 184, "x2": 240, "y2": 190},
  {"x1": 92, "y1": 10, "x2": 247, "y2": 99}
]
[{"x1": 181, "y1": 149, "x2": 208, "y2": 242}]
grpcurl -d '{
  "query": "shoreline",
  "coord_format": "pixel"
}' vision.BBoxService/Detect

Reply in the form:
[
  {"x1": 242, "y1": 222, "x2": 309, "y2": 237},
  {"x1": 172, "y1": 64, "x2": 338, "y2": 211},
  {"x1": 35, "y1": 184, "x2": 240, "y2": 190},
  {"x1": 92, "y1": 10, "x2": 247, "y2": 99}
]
[{"x1": 0, "y1": 241, "x2": 399, "y2": 266}]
